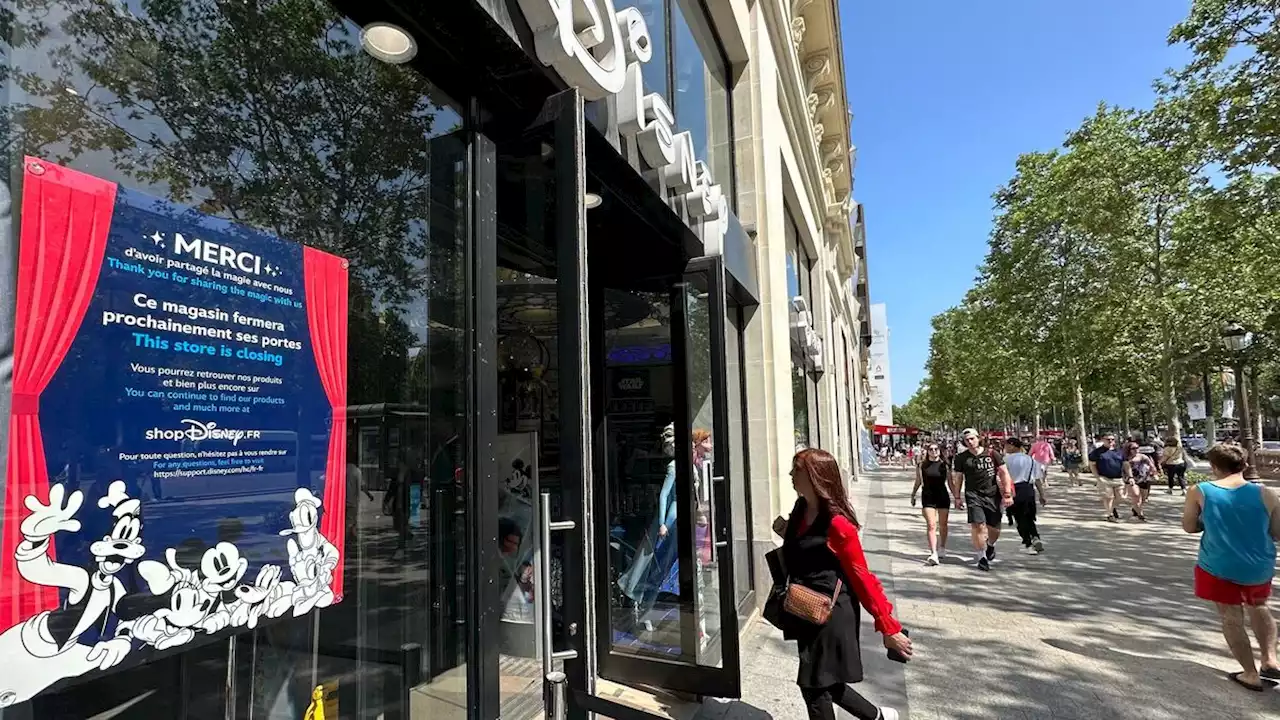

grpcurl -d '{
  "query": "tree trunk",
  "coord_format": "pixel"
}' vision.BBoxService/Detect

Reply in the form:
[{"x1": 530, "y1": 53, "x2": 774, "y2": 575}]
[
  {"x1": 1120, "y1": 394, "x2": 1130, "y2": 439},
  {"x1": 1033, "y1": 396, "x2": 1042, "y2": 437},
  {"x1": 1204, "y1": 370, "x2": 1217, "y2": 445},
  {"x1": 1074, "y1": 378, "x2": 1088, "y2": 462},
  {"x1": 1161, "y1": 340, "x2": 1183, "y2": 442},
  {"x1": 1252, "y1": 367, "x2": 1263, "y2": 442}
]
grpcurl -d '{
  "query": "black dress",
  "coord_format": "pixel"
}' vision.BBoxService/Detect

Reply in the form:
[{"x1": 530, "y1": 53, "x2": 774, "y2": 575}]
[
  {"x1": 919, "y1": 460, "x2": 951, "y2": 508},
  {"x1": 782, "y1": 500, "x2": 864, "y2": 687}
]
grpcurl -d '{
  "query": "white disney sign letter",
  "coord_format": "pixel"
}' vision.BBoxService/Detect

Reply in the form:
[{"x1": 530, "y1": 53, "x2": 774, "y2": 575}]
[
  {"x1": 619, "y1": 64, "x2": 676, "y2": 168},
  {"x1": 519, "y1": 0, "x2": 627, "y2": 100},
  {"x1": 663, "y1": 131, "x2": 697, "y2": 193}
]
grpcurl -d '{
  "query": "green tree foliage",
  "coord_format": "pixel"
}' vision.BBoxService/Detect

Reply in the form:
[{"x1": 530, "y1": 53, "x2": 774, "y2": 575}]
[
  {"x1": 5, "y1": 0, "x2": 470, "y2": 416},
  {"x1": 909, "y1": 0, "x2": 1280, "y2": 439}
]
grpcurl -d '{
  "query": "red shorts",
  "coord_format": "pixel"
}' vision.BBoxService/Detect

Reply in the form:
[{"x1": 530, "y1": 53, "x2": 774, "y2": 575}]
[{"x1": 1195, "y1": 566, "x2": 1273, "y2": 606}]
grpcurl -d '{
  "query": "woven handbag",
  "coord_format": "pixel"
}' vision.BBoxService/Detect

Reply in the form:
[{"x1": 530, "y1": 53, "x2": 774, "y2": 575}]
[{"x1": 781, "y1": 578, "x2": 842, "y2": 626}]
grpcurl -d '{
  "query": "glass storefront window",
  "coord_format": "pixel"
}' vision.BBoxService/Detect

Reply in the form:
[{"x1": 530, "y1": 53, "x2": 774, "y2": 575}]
[
  {"x1": 684, "y1": 276, "x2": 722, "y2": 667},
  {"x1": 3, "y1": 1, "x2": 471, "y2": 716},
  {"x1": 634, "y1": 0, "x2": 735, "y2": 205},
  {"x1": 673, "y1": 0, "x2": 734, "y2": 203},
  {"x1": 792, "y1": 367, "x2": 811, "y2": 450},
  {"x1": 785, "y1": 209, "x2": 815, "y2": 449},
  {"x1": 634, "y1": 0, "x2": 671, "y2": 104}
]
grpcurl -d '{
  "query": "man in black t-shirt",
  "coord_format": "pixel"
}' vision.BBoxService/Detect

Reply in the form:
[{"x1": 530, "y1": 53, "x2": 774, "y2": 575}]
[{"x1": 951, "y1": 428, "x2": 1015, "y2": 571}]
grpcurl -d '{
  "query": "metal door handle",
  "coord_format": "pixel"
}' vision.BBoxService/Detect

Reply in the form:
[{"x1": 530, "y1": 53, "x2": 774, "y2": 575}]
[{"x1": 537, "y1": 491, "x2": 580, "y2": 677}]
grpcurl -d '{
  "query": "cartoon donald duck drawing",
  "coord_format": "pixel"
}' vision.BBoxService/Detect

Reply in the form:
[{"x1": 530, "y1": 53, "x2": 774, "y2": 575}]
[
  {"x1": 280, "y1": 487, "x2": 338, "y2": 615},
  {"x1": 0, "y1": 481, "x2": 143, "y2": 707}
]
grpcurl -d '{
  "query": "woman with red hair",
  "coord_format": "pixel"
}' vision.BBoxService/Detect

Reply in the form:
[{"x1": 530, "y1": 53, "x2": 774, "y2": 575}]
[{"x1": 782, "y1": 448, "x2": 912, "y2": 720}]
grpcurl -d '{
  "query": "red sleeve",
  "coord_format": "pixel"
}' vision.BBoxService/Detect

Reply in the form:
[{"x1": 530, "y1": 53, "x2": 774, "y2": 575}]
[{"x1": 827, "y1": 515, "x2": 903, "y2": 635}]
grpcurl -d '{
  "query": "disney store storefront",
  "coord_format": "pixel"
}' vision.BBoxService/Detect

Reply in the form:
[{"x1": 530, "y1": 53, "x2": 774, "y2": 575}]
[{"x1": 0, "y1": 0, "x2": 758, "y2": 719}]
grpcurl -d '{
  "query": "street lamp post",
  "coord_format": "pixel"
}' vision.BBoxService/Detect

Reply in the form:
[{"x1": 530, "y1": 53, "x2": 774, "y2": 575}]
[
  {"x1": 1136, "y1": 398, "x2": 1150, "y2": 440},
  {"x1": 1222, "y1": 322, "x2": 1260, "y2": 481}
]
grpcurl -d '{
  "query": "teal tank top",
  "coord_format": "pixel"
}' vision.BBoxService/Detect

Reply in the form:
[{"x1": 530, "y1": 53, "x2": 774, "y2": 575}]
[{"x1": 1197, "y1": 481, "x2": 1276, "y2": 586}]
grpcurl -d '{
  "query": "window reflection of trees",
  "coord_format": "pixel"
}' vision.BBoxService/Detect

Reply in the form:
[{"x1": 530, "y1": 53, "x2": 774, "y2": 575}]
[{"x1": 4, "y1": 0, "x2": 466, "y2": 406}]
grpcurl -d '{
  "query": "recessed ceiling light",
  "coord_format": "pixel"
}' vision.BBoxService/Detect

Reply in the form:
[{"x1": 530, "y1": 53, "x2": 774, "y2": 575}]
[
  {"x1": 584, "y1": 192, "x2": 603, "y2": 209},
  {"x1": 361, "y1": 22, "x2": 417, "y2": 64}
]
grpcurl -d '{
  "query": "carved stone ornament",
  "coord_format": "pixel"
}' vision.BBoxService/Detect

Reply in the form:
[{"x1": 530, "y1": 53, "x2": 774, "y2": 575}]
[
  {"x1": 803, "y1": 51, "x2": 832, "y2": 93},
  {"x1": 814, "y1": 86, "x2": 837, "y2": 114},
  {"x1": 820, "y1": 137, "x2": 842, "y2": 166},
  {"x1": 791, "y1": 17, "x2": 806, "y2": 49},
  {"x1": 792, "y1": 0, "x2": 818, "y2": 15}
]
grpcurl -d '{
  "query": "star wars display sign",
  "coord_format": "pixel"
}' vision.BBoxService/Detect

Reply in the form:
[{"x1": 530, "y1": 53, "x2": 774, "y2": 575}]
[{"x1": 0, "y1": 158, "x2": 348, "y2": 707}]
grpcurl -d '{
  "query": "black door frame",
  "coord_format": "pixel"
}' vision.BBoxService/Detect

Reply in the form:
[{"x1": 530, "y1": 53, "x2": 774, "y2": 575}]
[{"x1": 587, "y1": 254, "x2": 744, "y2": 701}]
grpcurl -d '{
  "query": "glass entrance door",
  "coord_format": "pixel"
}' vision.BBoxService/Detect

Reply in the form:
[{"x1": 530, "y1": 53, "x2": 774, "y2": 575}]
[
  {"x1": 593, "y1": 256, "x2": 742, "y2": 699},
  {"x1": 489, "y1": 90, "x2": 743, "y2": 719}
]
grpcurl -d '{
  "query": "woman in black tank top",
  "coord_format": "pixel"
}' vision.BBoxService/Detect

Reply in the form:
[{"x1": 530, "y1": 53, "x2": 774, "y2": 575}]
[{"x1": 910, "y1": 443, "x2": 951, "y2": 566}]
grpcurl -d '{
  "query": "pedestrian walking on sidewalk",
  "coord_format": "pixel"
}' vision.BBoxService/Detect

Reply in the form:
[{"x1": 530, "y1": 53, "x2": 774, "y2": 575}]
[
  {"x1": 1089, "y1": 433, "x2": 1131, "y2": 522},
  {"x1": 785, "y1": 448, "x2": 912, "y2": 720},
  {"x1": 951, "y1": 428, "x2": 1014, "y2": 571},
  {"x1": 1124, "y1": 442, "x2": 1153, "y2": 521},
  {"x1": 1030, "y1": 436, "x2": 1056, "y2": 482},
  {"x1": 910, "y1": 443, "x2": 951, "y2": 565},
  {"x1": 1162, "y1": 435, "x2": 1189, "y2": 495},
  {"x1": 1182, "y1": 443, "x2": 1280, "y2": 692},
  {"x1": 1003, "y1": 438, "x2": 1047, "y2": 553},
  {"x1": 1062, "y1": 438, "x2": 1083, "y2": 487}
]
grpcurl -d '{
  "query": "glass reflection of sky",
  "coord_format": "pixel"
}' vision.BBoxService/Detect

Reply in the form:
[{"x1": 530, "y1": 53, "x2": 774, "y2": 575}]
[
  {"x1": 634, "y1": 0, "x2": 669, "y2": 103},
  {"x1": 673, "y1": 1, "x2": 709, "y2": 161},
  {"x1": 671, "y1": 0, "x2": 731, "y2": 198}
]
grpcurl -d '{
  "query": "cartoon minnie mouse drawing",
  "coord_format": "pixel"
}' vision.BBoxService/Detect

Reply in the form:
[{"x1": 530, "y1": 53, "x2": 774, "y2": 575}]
[{"x1": 0, "y1": 481, "x2": 142, "y2": 707}]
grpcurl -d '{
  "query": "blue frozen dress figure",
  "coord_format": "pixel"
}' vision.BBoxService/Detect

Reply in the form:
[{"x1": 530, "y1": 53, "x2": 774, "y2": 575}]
[{"x1": 617, "y1": 424, "x2": 679, "y2": 633}]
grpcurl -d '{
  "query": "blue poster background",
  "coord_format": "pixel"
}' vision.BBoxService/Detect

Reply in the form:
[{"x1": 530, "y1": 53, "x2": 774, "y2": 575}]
[{"x1": 38, "y1": 186, "x2": 332, "y2": 599}]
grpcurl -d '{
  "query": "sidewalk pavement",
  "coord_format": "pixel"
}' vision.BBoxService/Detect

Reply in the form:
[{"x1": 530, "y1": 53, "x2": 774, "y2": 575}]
[{"x1": 699, "y1": 468, "x2": 1280, "y2": 720}]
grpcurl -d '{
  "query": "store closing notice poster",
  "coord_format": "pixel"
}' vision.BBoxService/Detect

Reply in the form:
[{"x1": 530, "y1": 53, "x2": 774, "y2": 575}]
[{"x1": 0, "y1": 158, "x2": 348, "y2": 707}]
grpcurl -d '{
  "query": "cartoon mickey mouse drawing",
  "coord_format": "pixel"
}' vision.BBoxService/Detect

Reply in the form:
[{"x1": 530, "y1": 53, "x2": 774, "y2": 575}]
[
  {"x1": 128, "y1": 541, "x2": 289, "y2": 650},
  {"x1": 0, "y1": 481, "x2": 143, "y2": 707}
]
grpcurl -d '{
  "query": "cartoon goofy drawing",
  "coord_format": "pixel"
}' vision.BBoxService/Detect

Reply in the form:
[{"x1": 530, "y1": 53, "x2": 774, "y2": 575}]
[{"x1": 0, "y1": 481, "x2": 142, "y2": 707}]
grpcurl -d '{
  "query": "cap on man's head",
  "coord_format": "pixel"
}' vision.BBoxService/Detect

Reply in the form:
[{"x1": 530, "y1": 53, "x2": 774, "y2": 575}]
[{"x1": 961, "y1": 428, "x2": 979, "y2": 438}]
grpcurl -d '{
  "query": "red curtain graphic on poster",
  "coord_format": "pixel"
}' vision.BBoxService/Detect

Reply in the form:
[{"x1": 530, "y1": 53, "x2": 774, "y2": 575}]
[
  {"x1": 2, "y1": 159, "x2": 116, "y2": 628},
  {"x1": 304, "y1": 246, "x2": 349, "y2": 600}
]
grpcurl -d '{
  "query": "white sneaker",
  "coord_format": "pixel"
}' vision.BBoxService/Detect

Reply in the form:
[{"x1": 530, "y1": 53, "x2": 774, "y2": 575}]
[
  {"x1": 938, "y1": 547, "x2": 948, "y2": 560},
  {"x1": 926, "y1": 553, "x2": 939, "y2": 566},
  {"x1": 880, "y1": 708, "x2": 900, "y2": 720}
]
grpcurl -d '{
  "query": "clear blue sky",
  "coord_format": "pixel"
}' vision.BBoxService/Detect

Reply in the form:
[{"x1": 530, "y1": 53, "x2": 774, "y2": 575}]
[{"x1": 840, "y1": 0, "x2": 1192, "y2": 406}]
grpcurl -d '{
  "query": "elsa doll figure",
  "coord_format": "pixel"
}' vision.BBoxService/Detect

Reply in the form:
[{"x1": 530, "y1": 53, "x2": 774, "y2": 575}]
[{"x1": 616, "y1": 423, "x2": 679, "y2": 633}]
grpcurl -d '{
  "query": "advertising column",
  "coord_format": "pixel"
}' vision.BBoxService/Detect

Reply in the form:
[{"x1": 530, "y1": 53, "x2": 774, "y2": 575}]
[{"x1": 0, "y1": 158, "x2": 348, "y2": 708}]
